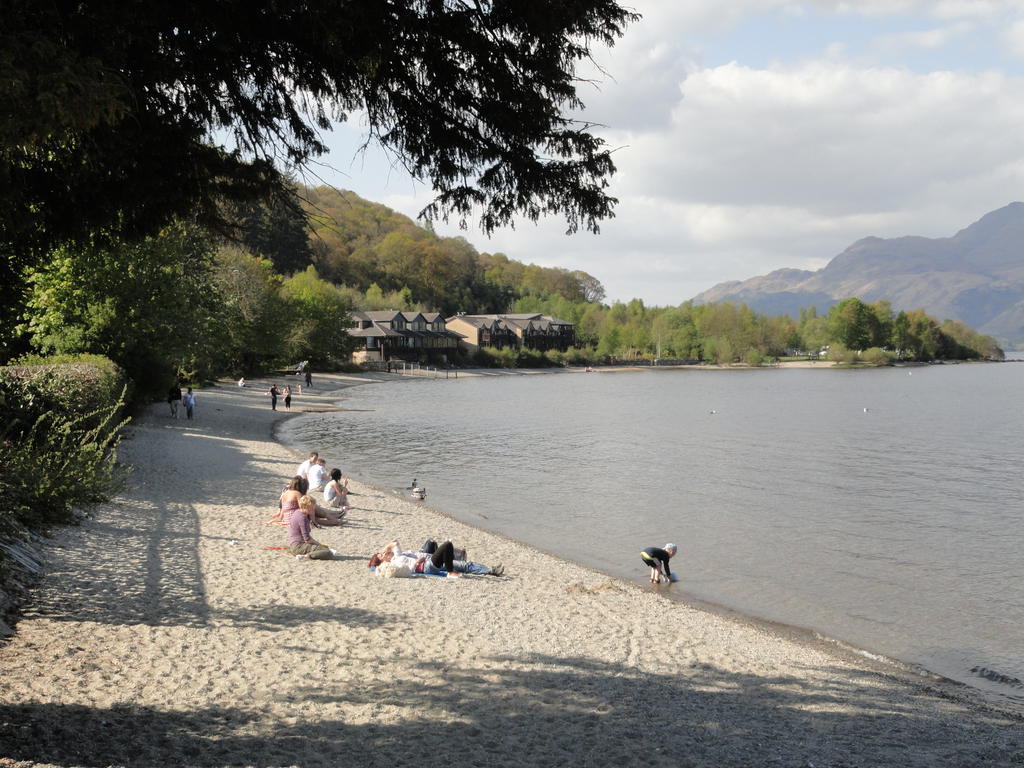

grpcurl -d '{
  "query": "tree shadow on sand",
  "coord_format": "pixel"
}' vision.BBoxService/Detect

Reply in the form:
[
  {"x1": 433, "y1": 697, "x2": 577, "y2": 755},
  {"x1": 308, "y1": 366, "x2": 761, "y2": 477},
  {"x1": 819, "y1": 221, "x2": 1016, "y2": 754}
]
[
  {"x1": 210, "y1": 604, "x2": 396, "y2": 631},
  {"x1": 27, "y1": 498, "x2": 210, "y2": 628},
  {"x1": 1, "y1": 653, "x2": 1020, "y2": 768}
]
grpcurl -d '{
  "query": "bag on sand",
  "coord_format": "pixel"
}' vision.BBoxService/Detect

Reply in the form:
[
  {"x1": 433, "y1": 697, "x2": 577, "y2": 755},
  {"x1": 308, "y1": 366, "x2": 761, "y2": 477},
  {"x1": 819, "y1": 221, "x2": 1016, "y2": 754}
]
[
  {"x1": 376, "y1": 562, "x2": 413, "y2": 578},
  {"x1": 420, "y1": 539, "x2": 437, "y2": 554}
]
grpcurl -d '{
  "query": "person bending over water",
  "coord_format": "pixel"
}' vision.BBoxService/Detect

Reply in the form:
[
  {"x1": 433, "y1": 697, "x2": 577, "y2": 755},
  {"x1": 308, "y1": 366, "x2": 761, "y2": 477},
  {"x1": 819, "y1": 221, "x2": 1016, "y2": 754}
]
[{"x1": 641, "y1": 543, "x2": 677, "y2": 584}]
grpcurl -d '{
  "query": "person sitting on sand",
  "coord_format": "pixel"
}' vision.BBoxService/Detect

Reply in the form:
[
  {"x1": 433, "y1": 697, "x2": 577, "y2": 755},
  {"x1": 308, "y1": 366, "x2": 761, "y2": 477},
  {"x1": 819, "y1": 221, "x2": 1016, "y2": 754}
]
[
  {"x1": 287, "y1": 496, "x2": 332, "y2": 560},
  {"x1": 368, "y1": 540, "x2": 504, "y2": 577},
  {"x1": 268, "y1": 475, "x2": 346, "y2": 527},
  {"x1": 296, "y1": 451, "x2": 318, "y2": 479},
  {"x1": 641, "y1": 543, "x2": 677, "y2": 584},
  {"x1": 307, "y1": 457, "x2": 328, "y2": 491},
  {"x1": 271, "y1": 476, "x2": 306, "y2": 525},
  {"x1": 324, "y1": 468, "x2": 351, "y2": 510}
]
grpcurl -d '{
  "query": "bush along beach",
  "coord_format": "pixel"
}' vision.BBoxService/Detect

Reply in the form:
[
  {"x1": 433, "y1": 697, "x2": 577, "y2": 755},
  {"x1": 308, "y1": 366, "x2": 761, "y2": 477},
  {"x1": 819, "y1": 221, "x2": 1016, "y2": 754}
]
[{"x1": 0, "y1": 356, "x2": 129, "y2": 560}]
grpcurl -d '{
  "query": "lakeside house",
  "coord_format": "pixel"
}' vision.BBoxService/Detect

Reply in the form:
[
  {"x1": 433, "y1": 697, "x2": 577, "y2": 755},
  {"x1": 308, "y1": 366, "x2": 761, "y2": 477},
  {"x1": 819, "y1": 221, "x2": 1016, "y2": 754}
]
[
  {"x1": 445, "y1": 313, "x2": 576, "y2": 354},
  {"x1": 347, "y1": 310, "x2": 464, "y2": 363}
]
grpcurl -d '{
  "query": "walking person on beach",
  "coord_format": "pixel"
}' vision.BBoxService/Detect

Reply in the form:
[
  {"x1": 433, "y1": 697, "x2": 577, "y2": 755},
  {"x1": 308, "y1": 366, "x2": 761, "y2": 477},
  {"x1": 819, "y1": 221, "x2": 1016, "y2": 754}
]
[
  {"x1": 182, "y1": 387, "x2": 196, "y2": 420},
  {"x1": 284, "y1": 385, "x2": 292, "y2": 410},
  {"x1": 167, "y1": 383, "x2": 182, "y2": 418},
  {"x1": 268, "y1": 384, "x2": 281, "y2": 411},
  {"x1": 304, "y1": 368, "x2": 313, "y2": 388},
  {"x1": 641, "y1": 543, "x2": 677, "y2": 584}
]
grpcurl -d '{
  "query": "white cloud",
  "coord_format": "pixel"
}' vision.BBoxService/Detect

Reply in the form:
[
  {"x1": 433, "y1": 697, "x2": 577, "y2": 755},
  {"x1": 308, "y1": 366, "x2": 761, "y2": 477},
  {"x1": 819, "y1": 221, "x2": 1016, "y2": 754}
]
[
  {"x1": 872, "y1": 22, "x2": 973, "y2": 51},
  {"x1": 314, "y1": 4, "x2": 1024, "y2": 307},
  {"x1": 659, "y1": 63, "x2": 1023, "y2": 208},
  {"x1": 807, "y1": 0, "x2": 1022, "y2": 20},
  {"x1": 1003, "y1": 17, "x2": 1024, "y2": 55},
  {"x1": 561, "y1": 60, "x2": 1024, "y2": 303}
]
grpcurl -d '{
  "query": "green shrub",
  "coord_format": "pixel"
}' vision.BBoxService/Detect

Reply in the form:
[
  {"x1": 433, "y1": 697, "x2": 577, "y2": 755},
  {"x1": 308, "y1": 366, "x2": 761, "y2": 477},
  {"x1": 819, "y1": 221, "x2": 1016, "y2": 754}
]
[
  {"x1": 544, "y1": 349, "x2": 566, "y2": 366},
  {"x1": 744, "y1": 349, "x2": 767, "y2": 366},
  {"x1": 475, "y1": 347, "x2": 514, "y2": 368},
  {"x1": 827, "y1": 343, "x2": 857, "y2": 364},
  {"x1": 561, "y1": 346, "x2": 596, "y2": 366},
  {"x1": 474, "y1": 346, "x2": 558, "y2": 368},
  {"x1": 860, "y1": 347, "x2": 893, "y2": 366},
  {"x1": 4, "y1": 354, "x2": 129, "y2": 430},
  {"x1": 0, "y1": 396, "x2": 129, "y2": 537},
  {"x1": 0, "y1": 358, "x2": 130, "y2": 544}
]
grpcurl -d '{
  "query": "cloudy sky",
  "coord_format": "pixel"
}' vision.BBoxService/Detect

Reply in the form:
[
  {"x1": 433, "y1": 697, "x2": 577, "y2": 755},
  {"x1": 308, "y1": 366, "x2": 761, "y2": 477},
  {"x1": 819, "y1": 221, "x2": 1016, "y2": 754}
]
[{"x1": 309, "y1": 0, "x2": 1024, "y2": 306}]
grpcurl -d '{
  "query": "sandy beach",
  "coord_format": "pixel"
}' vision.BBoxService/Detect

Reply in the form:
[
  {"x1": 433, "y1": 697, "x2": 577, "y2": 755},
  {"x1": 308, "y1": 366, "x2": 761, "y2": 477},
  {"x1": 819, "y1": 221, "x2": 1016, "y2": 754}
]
[{"x1": 0, "y1": 374, "x2": 1020, "y2": 768}]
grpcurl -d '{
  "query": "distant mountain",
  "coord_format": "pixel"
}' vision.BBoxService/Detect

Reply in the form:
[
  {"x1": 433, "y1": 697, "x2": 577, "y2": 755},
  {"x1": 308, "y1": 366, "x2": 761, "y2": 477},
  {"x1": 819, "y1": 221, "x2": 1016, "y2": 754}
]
[{"x1": 692, "y1": 203, "x2": 1024, "y2": 346}]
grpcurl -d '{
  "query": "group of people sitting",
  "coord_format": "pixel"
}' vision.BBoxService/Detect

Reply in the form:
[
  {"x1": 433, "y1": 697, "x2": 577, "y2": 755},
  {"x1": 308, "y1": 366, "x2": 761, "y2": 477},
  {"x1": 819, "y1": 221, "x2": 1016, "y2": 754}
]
[
  {"x1": 264, "y1": 451, "x2": 353, "y2": 559},
  {"x1": 269, "y1": 450, "x2": 506, "y2": 577},
  {"x1": 295, "y1": 451, "x2": 351, "y2": 511}
]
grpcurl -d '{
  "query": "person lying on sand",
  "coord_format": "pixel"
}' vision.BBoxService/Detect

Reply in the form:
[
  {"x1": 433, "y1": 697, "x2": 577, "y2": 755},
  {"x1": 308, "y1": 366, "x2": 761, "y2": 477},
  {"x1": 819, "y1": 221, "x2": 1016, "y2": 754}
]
[
  {"x1": 368, "y1": 540, "x2": 504, "y2": 577},
  {"x1": 641, "y1": 543, "x2": 677, "y2": 584},
  {"x1": 287, "y1": 496, "x2": 333, "y2": 560}
]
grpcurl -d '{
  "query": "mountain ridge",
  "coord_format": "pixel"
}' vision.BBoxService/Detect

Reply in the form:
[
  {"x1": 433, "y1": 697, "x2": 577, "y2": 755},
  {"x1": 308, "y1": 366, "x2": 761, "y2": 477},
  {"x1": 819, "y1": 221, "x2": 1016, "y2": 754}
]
[{"x1": 692, "y1": 203, "x2": 1024, "y2": 345}]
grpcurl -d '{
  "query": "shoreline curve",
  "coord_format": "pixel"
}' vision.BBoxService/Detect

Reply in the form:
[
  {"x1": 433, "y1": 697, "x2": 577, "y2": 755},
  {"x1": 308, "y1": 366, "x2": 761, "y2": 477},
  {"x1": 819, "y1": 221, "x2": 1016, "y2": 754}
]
[{"x1": 0, "y1": 372, "x2": 1020, "y2": 767}]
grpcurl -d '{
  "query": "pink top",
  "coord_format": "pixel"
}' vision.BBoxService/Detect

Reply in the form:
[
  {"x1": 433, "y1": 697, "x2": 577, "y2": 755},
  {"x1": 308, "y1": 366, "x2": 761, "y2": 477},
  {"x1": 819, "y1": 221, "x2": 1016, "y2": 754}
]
[{"x1": 288, "y1": 510, "x2": 311, "y2": 546}]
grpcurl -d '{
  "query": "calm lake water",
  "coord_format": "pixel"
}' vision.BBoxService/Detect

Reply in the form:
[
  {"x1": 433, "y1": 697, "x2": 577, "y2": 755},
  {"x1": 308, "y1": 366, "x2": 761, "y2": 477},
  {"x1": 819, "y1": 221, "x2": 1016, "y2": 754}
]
[{"x1": 284, "y1": 363, "x2": 1024, "y2": 706}]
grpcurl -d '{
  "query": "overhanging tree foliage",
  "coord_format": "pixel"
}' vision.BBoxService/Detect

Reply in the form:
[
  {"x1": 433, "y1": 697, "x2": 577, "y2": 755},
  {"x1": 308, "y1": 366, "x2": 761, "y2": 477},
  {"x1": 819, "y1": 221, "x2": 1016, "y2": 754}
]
[
  {"x1": 19, "y1": 224, "x2": 224, "y2": 391},
  {"x1": 2, "y1": 0, "x2": 638, "y2": 344}
]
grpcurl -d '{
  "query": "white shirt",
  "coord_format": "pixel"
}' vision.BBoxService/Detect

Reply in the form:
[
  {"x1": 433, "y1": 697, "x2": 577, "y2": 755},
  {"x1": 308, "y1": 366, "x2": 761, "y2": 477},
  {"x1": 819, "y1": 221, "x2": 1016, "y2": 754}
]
[
  {"x1": 307, "y1": 463, "x2": 328, "y2": 489},
  {"x1": 296, "y1": 459, "x2": 314, "y2": 478}
]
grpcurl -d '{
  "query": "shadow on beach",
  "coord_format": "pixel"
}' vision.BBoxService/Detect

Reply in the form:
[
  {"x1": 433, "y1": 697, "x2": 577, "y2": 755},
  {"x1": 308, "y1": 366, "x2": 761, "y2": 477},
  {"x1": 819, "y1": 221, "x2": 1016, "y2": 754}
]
[
  {"x1": 24, "y1": 385, "x2": 296, "y2": 629},
  {"x1": 1, "y1": 653, "x2": 1020, "y2": 767}
]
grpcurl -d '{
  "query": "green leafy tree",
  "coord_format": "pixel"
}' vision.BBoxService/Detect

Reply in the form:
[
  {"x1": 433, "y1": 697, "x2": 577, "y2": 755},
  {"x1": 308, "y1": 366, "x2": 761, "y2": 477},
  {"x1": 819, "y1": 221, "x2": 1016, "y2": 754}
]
[
  {"x1": 570, "y1": 270, "x2": 606, "y2": 303},
  {"x1": 651, "y1": 306, "x2": 700, "y2": 358},
  {"x1": 869, "y1": 300, "x2": 894, "y2": 347},
  {"x1": 940, "y1": 320, "x2": 1004, "y2": 360},
  {"x1": 619, "y1": 320, "x2": 652, "y2": 359},
  {"x1": 19, "y1": 224, "x2": 221, "y2": 393},
  {"x1": 827, "y1": 298, "x2": 877, "y2": 350},
  {"x1": 281, "y1": 267, "x2": 356, "y2": 365},
  {"x1": 891, "y1": 311, "x2": 911, "y2": 358},
  {"x1": 903, "y1": 309, "x2": 942, "y2": 361},
  {"x1": 2, "y1": 1, "x2": 637, "y2": 342},
  {"x1": 213, "y1": 247, "x2": 289, "y2": 374}
]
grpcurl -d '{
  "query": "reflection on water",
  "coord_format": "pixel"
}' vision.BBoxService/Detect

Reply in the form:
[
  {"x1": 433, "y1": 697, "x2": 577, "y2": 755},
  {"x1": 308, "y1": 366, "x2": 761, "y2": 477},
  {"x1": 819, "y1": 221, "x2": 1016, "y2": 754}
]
[{"x1": 285, "y1": 363, "x2": 1024, "y2": 705}]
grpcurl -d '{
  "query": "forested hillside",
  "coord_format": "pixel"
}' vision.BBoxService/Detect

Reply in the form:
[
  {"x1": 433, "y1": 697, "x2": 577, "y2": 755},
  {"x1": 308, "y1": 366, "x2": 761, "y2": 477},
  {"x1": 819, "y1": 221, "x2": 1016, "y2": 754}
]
[
  {"x1": 6, "y1": 185, "x2": 1004, "y2": 399},
  {"x1": 298, "y1": 186, "x2": 605, "y2": 316}
]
